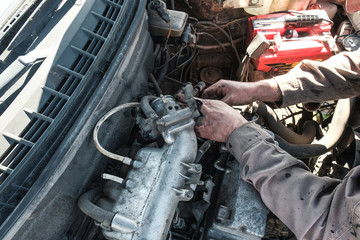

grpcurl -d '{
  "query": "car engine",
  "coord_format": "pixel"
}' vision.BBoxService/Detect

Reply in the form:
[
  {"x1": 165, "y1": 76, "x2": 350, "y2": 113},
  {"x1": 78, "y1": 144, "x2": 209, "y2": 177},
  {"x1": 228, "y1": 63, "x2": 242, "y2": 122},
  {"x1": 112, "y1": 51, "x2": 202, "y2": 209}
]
[{"x1": 0, "y1": 0, "x2": 359, "y2": 239}]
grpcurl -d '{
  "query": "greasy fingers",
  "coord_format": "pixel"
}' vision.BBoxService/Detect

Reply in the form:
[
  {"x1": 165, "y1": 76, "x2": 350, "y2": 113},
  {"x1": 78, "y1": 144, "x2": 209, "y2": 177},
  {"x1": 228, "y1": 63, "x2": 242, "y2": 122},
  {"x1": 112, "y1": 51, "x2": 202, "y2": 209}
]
[
  {"x1": 195, "y1": 99, "x2": 247, "y2": 142},
  {"x1": 201, "y1": 80, "x2": 256, "y2": 106},
  {"x1": 174, "y1": 92, "x2": 185, "y2": 103},
  {"x1": 201, "y1": 80, "x2": 228, "y2": 100}
]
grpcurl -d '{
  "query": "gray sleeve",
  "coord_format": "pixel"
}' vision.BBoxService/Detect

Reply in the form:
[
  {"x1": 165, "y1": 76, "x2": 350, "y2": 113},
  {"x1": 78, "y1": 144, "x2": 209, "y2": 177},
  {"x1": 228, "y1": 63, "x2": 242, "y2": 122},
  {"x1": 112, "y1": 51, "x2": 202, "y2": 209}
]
[
  {"x1": 226, "y1": 122, "x2": 360, "y2": 240},
  {"x1": 275, "y1": 50, "x2": 360, "y2": 107}
]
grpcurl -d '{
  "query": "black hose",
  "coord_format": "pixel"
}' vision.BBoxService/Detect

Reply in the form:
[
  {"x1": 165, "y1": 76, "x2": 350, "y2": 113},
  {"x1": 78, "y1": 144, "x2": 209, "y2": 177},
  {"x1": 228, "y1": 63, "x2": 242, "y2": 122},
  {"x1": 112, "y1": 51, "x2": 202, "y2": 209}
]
[
  {"x1": 154, "y1": 50, "x2": 169, "y2": 86},
  {"x1": 275, "y1": 136, "x2": 327, "y2": 158},
  {"x1": 78, "y1": 188, "x2": 116, "y2": 229},
  {"x1": 353, "y1": 130, "x2": 360, "y2": 167},
  {"x1": 140, "y1": 95, "x2": 158, "y2": 119},
  {"x1": 256, "y1": 102, "x2": 317, "y2": 144},
  {"x1": 275, "y1": 98, "x2": 354, "y2": 158},
  {"x1": 170, "y1": 0, "x2": 175, "y2": 9},
  {"x1": 149, "y1": 73, "x2": 163, "y2": 97}
]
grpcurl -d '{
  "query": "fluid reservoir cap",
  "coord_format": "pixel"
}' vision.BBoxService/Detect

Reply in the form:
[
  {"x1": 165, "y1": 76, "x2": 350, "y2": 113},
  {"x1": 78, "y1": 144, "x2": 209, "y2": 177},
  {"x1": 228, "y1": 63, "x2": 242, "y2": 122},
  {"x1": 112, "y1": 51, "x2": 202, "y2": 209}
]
[
  {"x1": 343, "y1": 34, "x2": 360, "y2": 51},
  {"x1": 284, "y1": 29, "x2": 293, "y2": 38},
  {"x1": 147, "y1": 0, "x2": 188, "y2": 37}
]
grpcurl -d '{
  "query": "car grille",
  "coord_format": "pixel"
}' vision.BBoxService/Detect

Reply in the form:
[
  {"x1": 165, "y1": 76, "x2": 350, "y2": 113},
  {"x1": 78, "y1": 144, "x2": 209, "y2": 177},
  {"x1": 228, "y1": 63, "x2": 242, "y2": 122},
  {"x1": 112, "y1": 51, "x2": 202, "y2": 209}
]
[{"x1": 0, "y1": 0, "x2": 139, "y2": 224}]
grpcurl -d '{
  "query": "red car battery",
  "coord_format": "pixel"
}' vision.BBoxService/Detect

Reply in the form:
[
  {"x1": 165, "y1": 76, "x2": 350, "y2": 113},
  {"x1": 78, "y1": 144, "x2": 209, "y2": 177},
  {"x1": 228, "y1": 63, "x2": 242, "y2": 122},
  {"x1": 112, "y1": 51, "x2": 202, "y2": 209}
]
[{"x1": 247, "y1": 10, "x2": 338, "y2": 75}]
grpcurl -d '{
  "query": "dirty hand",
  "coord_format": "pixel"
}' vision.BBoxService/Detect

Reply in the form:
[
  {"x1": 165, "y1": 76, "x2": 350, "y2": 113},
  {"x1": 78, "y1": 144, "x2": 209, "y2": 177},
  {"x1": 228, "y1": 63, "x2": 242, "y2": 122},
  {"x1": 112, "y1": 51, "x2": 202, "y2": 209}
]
[
  {"x1": 195, "y1": 99, "x2": 247, "y2": 142},
  {"x1": 201, "y1": 79, "x2": 282, "y2": 106},
  {"x1": 201, "y1": 80, "x2": 257, "y2": 106}
]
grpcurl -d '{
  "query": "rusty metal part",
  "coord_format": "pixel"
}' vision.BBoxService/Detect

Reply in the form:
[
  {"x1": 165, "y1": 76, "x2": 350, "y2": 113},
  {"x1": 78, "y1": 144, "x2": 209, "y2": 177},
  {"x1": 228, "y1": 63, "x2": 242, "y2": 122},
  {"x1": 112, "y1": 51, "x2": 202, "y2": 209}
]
[
  {"x1": 188, "y1": 0, "x2": 249, "y2": 22},
  {"x1": 190, "y1": 50, "x2": 234, "y2": 84},
  {"x1": 223, "y1": 0, "x2": 264, "y2": 8},
  {"x1": 199, "y1": 66, "x2": 223, "y2": 84}
]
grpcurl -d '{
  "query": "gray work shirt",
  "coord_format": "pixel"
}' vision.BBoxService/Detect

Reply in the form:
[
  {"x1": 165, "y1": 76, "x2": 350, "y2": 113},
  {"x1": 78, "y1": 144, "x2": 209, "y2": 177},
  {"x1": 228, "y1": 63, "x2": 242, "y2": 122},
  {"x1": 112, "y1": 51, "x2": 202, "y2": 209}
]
[{"x1": 226, "y1": 50, "x2": 360, "y2": 240}]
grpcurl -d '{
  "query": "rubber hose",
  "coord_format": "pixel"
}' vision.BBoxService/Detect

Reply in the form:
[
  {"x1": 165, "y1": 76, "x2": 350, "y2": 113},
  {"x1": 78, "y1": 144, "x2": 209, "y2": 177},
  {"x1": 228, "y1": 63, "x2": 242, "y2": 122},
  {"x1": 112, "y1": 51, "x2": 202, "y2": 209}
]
[
  {"x1": 149, "y1": 73, "x2": 163, "y2": 97},
  {"x1": 275, "y1": 98, "x2": 354, "y2": 158},
  {"x1": 78, "y1": 188, "x2": 116, "y2": 229},
  {"x1": 256, "y1": 102, "x2": 317, "y2": 144},
  {"x1": 140, "y1": 95, "x2": 158, "y2": 119},
  {"x1": 155, "y1": 49, "x2": 169, "y2": 86}
]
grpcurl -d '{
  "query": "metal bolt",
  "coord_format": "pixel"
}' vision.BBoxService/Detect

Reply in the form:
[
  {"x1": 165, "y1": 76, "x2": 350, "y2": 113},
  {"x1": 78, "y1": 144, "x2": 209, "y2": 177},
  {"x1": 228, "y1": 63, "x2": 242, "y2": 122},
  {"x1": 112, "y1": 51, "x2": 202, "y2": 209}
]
[
  {"x1": 194, "y1": 164, "x2": 201, "y2": 172},
  {"x1": 186, "y1": 190, "x2": 194, "y2": 199},
  {"x1": 217, "y1": 205, "x2": 232, "y2": 221},
  {"x1": 152, "y1": 0, "x2": 161, "y2": 8},
  {"x1": 218, "y1": 208, "x2": 226, "y2": 217}
]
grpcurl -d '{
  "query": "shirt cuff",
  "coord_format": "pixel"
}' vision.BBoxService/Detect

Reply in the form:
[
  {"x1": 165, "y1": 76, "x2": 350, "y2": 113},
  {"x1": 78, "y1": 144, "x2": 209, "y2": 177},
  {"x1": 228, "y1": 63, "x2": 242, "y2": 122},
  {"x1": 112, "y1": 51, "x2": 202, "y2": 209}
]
[{"x1": 275, "y1": 74, "x2": 301, "y2": 107}]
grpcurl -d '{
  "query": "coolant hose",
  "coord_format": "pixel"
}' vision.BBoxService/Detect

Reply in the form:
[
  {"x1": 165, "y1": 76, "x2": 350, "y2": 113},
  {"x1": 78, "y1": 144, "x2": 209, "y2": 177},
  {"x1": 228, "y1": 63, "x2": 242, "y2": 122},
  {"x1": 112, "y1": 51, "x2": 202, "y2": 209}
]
[
  {"x1": 275, "y1": 98, "x2": 354, "y2": 158},
  {"x1": 256, "y1": 102, "x2": 317, "y2": 144},
  {"x1": 140, "y1": 95, "x2": 158, "y2": 119},
  {"x1": 78, "y1": 188, "x2": 116, "y2": 229}
]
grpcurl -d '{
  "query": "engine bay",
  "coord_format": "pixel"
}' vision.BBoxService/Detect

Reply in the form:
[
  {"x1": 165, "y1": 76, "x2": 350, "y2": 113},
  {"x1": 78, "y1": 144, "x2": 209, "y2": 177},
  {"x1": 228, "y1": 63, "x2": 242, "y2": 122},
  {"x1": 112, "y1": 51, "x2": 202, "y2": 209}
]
[
  {"x1": 0, "y1": 0, "x2": 359, "y2": 239},
  {"x1": 75, "y1": 1, "x2": 360, "y2": 239}
]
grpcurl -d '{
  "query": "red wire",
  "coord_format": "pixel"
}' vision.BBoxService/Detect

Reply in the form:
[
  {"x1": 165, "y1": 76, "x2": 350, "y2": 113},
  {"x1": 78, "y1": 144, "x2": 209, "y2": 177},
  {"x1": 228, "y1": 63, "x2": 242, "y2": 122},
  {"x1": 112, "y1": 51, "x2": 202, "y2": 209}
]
[{"x1": 167, "y1": 21, "x2": 172, "y2": 39}]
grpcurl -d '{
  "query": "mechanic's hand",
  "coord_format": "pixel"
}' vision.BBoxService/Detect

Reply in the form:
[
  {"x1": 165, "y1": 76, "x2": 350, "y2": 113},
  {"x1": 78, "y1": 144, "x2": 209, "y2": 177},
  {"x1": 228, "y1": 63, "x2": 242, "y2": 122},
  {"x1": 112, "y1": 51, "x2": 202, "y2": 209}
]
[
  {"x1": 201, "y1": 79, "x2": 282, "y2": 106},
  {"x1": 201, "y1": 80, "x2": 256, "y2": 106},
  {"x1": 195, "y1": 99, "x2": 247, "y2": 142}
]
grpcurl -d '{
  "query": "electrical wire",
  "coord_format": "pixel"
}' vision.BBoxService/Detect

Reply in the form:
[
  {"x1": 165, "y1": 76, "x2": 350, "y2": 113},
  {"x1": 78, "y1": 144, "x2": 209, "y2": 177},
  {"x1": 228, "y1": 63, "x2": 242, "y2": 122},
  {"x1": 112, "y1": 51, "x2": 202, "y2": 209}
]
[
  {"x1": 176, "y1": 43, "x2": 197, "y2": 69},
  {"x1": 189, "y1": 36, "x2": 245, "y2": 50},
  {"x1": 182, "y1": 49, "x2": 198, "y2": 83},
  {"x1": 164, "y1": 76, "x2": 184, "y2": 85},
  {"x1": 175, "y1": 45, "x2": 186, "y2": 67},
  {"x1": 226, "y1": 23, "x2": 241, "y2": 61},
  {"x1": 156, "y1": 45, "x2": 177, "y2": 71},
  {"x1": 239, "y1": 55, "x2": 250, "y2": 82},
  {"x1": 225, "y1": 20, "x2": 247, "y2": 47},
  {"x1": 196, "y1": 32, "x2": 226, "y2": 51},
  {"x1": 280, "y1": 103, "x2": 336, "y2": 122},
  {"x1": 188, "y1": 16, "x2": 199, "y2": 24},
  {"x1": 286, "y1": 106, "x2": 296, "y2": 126},
  {"x1": 222, "y1": 17, "x2": 248, "y2": 28},
  {"x1": 196, "y1": 21, "x2": 241, "y2": 63},
  {"x1": 167, "y1": 21, "x2": 172, "y2": 39}
]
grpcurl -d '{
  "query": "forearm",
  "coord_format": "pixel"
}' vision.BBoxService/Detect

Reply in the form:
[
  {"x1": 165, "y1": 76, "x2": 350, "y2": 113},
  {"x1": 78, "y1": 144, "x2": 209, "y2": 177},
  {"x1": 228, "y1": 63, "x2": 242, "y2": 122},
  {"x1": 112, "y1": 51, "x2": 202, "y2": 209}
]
[
  {"x1": 275, "y1": 50, "x2": 360, "y2": 107},
  {"x1": 226, "y1": 123, "x2": 342, "y2": 239},
  {"x1": 252, "y1": 79, "x2": 282, "y2": 103}
]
